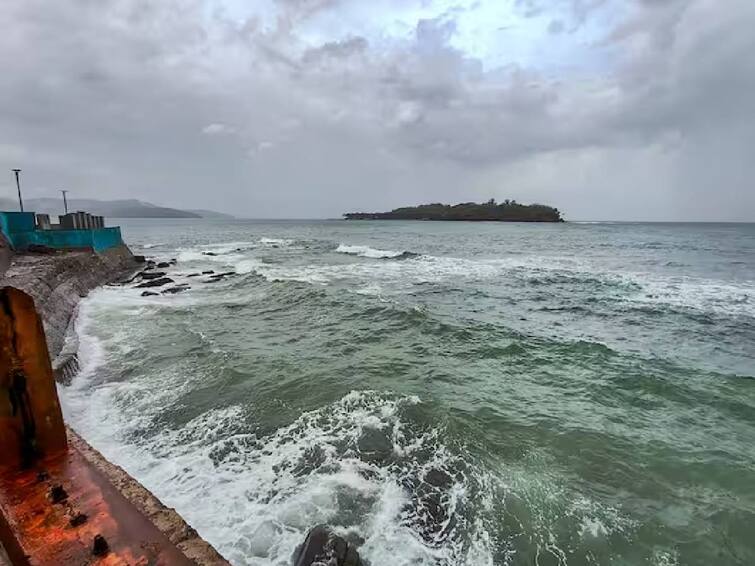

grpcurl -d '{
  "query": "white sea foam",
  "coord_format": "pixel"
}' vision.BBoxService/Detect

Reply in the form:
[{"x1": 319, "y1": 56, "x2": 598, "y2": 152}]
[
  {"x1": 260, "y1": 237, "x2": 295, "y2": 247},
  {"x1": 234, "y1": 246, "x2": 755, "y2": 318},
  {"x1": 336, "y1": 244, "x2": 406, "y2": 259},
  {"x1": 141, "y1": 242, "x2": 165, "y2": 249},
  {"x1": 61, "y1": 325, "x2": 496, "y2": 566},
  {"x1": 629, "y1": 276, "x2": 755, "y2": 317}
]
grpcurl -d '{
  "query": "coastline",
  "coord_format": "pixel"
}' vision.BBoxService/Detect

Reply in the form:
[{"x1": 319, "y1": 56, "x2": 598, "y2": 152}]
[{"x1": 0, "y1": 244, "x2": 231, "y2": 566}]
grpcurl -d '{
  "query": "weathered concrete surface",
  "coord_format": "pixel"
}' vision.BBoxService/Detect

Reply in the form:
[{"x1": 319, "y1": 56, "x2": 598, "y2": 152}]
[{"x1": 0, "y1": 245, "x2": 136, "y2": 358}]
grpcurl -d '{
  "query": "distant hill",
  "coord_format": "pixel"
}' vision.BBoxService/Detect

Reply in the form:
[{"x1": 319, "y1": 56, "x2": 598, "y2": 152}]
[
  {"x1": 344, "y1": 200, "x2": 564, "y2": 222},
  {"x1": 0, "y1": 198, "x2": 233, "y2": 219},
  {"x1": 184, "y1": 209, "x2": 235, "y2": 219}
]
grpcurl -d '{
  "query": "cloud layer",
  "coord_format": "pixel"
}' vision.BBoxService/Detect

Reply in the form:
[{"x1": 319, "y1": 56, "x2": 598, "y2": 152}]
[{"x1": 1, "y1": 0, "x2": 753, "y2": 220}]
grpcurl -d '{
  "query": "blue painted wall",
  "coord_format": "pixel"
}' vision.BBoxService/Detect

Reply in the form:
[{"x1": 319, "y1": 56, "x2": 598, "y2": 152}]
[
  {"x1": 0, "y1": 211, "x2": 35, "y2": 240},
  {"x1": 0, "y1": 211, "x2": 123, "y2": 252}
]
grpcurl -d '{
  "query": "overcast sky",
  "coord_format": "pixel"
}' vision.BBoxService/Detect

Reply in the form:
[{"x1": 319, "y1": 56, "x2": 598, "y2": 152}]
[{"x1": 1, "y1": 0, "x2": 753, "y2": 220}]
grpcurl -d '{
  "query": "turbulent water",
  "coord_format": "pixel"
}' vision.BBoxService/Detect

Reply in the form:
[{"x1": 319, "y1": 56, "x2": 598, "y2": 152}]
[{"x1": 59, "y1": 219, "x2": 755, "y2": 566}]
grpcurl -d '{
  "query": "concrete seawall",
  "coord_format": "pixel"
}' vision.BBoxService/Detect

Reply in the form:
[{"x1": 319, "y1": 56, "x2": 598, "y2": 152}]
[{"x1": 0, "y1": 246, "x2": 232, "y2": 565}]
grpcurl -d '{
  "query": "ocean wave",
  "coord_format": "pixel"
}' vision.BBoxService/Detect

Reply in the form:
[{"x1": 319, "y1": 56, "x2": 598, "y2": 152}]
[
  {"x1": 60, "y1": 383, "x2": 498, "y2": 566},
  {"x1": 260, "y1": 237, "x2": 295, "y2": 247},
  {"x1": 336, "y1": 244, "x2": 414, "y2": 259}
]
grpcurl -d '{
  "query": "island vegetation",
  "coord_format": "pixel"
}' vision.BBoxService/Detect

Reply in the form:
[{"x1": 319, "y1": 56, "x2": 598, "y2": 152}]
[{"x1": 344, "y1": 199, "x2": 564, "y2": 222}]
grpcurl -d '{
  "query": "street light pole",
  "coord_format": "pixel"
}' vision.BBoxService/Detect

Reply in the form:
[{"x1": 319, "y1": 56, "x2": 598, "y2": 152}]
[
  {"x1": 61, "y1": 190, "x2": 69, "y2": 214},
  {"x1": 12, "y1": 169, "x2": 23, "y2": 212}
]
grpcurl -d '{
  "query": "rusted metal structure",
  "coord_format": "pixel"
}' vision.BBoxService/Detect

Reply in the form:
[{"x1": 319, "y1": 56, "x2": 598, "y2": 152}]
[{"x1": 0, "y1": 287, "x2": 194, "y2": 565}]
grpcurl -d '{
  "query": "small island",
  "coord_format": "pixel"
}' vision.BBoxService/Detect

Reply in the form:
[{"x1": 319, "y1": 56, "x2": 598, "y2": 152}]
[{"x1": 344, "y1": 199, "x2": 564, "y2": 222}]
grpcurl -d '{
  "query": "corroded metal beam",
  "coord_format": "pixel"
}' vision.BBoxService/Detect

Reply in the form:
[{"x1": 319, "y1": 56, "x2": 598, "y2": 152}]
[{"x1": 0, "y1": 286, "x2": 67, "y2": 469}]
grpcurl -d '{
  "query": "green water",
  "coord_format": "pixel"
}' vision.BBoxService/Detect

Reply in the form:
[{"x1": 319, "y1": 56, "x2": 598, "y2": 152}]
[{"x1": 60, "y1": 220, "x2": 755, "y2": 566}]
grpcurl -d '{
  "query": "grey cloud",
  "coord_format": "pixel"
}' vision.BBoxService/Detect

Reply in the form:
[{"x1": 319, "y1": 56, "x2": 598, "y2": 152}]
[
  {"x1": 0, "y1": 0, "x2": 753, "y2": 220},
  {"x1": 302, "y1": 36, "x2": 368, "y2": 63}
]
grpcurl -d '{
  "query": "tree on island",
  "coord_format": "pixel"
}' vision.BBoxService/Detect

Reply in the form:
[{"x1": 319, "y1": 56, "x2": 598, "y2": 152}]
[{"x1": 344, "y1": 200, "x2": 563, "y2": 222}]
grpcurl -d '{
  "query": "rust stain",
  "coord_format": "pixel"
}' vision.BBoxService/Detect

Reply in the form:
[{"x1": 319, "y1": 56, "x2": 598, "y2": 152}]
[{"x1": 0, "y1": 446, "x2": 195, "y2": 565}]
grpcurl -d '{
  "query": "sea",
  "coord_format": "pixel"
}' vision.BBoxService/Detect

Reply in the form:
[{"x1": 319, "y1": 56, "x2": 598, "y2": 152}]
[{"x1": 58, "y1": 219, "x2": 755, "y2": 566}]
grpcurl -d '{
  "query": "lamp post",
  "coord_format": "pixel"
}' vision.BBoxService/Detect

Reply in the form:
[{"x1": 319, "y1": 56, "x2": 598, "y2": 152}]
[
  {"x1": 61, "y1": 190, "x2": 69, "y2": 214},
  {"x1": 12, "y1": 169, "x2": 23, "y2": 212}
]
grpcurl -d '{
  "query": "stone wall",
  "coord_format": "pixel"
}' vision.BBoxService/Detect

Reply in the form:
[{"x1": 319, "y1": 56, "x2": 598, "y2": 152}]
[{"x1": 0, "y1": 244, "x2": 136, "y2": 357}]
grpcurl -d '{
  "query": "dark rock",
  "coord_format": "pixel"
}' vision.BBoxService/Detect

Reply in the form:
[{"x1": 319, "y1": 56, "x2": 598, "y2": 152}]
[
  {"x1": 68, "y1": 510, "x2": 88, "y2": 527},
  {"x1": 186, "y1": 273, "x2": 201, "y2": 277},
  {"x1": 169, "y1": 258, "x2": 177, "y2": 265},
  {"x1": 92, "y1": 534, "x2": 109, "y2": 556},
  {"x1": 135, "y1": 277, "x2": 173, "y2": 288},
  {"x1": 49, "y1": 484, "x2": 68, "y2": 503},
  {"x1": 133, "y1": 255, "x2": 146, "y2": 263},
  {"x1": 202, "y1": 270, "x2": 215, "y2": 275},
  {"x1": 141, "y1": 291, "x2": 159, "y2": 297},
  {"x1": 156, "y1": 261, "x2": 171, "y2": 268},
  {"x1": 27, "y1": 244, "x2": 57, "y2": 254},
  {"x1": 210, "y1": 271, "x2": 236, "y2": 278},
  {"x1": 161, "y1": 285, "x2": 190, "y2": 295},
  {"x1": 140, "y1": 271, "x2": 167, "y2": 280},
  {"x1": 203, "y1": 252, "x2": 217, "y2": 256},
  {"x1": 293, "y1": 525, "x2": 363, "y2": 566}
]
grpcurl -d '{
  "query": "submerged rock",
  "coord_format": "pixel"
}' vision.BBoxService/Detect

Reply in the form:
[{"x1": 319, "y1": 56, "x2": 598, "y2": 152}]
[
  {"x1": 292, "y1": 525, "x2": 363, "y2": 566},
  {"x1": 141, "y1": 291, "x2": 159, "y2": 297},
  {"x1": 203, "y1": 252, "x2": 217, "y2": 256},
  {"x1": 136, "y1": 277, "x2": 173, "y2": 288},
  {"x1": 202, "y1": 270, "x2": 215, "y2": 275},
  {"x1": 186, "y1": 273, "x2": 201, "y2": 278},
  {"x1": 205, "y1": 271, "x2": 237, "y2": 283},
  {"x1": 161, "y1": 285, "x2": 190, "y2": 294},
  {"x1": 140, "y1": 271, "x2": 167, "y2": 280},
  {"x1": 156, "y1": 261, "x2": 171, "y2": 268}
]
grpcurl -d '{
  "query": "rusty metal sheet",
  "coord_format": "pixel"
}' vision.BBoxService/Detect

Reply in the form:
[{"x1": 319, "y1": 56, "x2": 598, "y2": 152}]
[{"x1": 0, "y1": 444, "x2": 195, "y2": 565}]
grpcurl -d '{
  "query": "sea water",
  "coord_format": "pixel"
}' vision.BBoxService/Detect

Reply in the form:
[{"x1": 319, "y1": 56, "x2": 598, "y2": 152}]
[{"x1": 58, "y1": 219, "x2": 755, "y2": 565}]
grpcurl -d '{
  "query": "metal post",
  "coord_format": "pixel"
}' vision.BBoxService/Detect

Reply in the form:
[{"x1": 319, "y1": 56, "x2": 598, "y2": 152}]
[
  {"x1": 12, "y1": 169, "x2": 23, "y2": 212},
  {"x1": 61, "y1": 190, "x2": 69, "y2": 214}
]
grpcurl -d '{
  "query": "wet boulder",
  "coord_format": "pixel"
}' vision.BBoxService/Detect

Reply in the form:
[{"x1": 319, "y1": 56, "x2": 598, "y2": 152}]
[
  {"x1": 156, "y1": 261, "x2": 171, "y2": 268},
  {"x1": 140, "y1": 291, "x2": 159, "y2": 297},
  {"x1": 136, "y1": 277, "x2": 173, "y2": 288},
  {"x1": 202, "y1": 270, "x2": 215, "y2": 275},
  {"x1": 293, "y1": 525, "x2": 363, "y2": 566},
  {"x1": 161, "y1": 285, "x2": 190, "y2": 295},
  {"x1": 205, "y1": 271, "x2": 237, "y2": 283},
  {"x1": 140, "y1": 271, "x2": 167, "y2": 280}
]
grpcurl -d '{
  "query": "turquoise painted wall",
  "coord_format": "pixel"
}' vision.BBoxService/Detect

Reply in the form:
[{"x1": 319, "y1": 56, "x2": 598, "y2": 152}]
[
  {"x1": 0, "y1": 211, "x2": 35, "y2": 241},
  {"x1": 0, "y1": 211, "x2": 123, "y2": 252}
]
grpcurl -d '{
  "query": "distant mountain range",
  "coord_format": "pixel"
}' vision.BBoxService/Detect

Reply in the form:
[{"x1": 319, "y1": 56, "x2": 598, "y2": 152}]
[{"x1": 0, "y1": 198, "x2": 234, "y2": 219}]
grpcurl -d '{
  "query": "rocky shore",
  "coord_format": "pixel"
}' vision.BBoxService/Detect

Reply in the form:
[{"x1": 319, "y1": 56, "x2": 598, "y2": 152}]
[{"x1": 0, "y1": 243, "x2": 137, "y2": 358}]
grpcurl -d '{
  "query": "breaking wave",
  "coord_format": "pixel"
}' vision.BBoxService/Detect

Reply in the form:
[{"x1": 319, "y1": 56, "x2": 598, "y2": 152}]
[{"x1": 336, "y1": 244, "x2": 416, "y2": 259}]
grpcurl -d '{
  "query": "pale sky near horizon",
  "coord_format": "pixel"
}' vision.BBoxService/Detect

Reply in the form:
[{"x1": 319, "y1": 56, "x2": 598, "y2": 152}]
[{"x1": 1, "y1": 0, "x2": 754, "y2": 221}]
